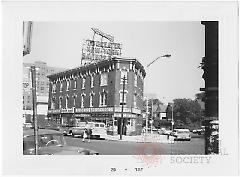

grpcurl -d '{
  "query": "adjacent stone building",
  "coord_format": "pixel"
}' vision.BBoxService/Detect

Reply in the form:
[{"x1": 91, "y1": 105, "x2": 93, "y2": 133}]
[{"x1": 23, "y1": 61, "x2": 65, "y2": 124}]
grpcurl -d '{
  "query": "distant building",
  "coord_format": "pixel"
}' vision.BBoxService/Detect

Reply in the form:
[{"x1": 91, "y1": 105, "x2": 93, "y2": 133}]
[
  {"x1": 23, "y1": 61, "x2": 66, "y2": 124},
  {"x1": 153, "y1": 104, "x2": 167, "y2": 120},
  {"x1": 47, "y1": 57, "x2": 146, "y2": 135}
]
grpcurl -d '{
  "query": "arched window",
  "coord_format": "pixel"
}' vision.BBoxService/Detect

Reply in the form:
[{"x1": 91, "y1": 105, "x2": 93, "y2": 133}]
[
  {"x1": 66, "y1": 80, "x2": 70, "y2": 91},
  {"x1": 73, "y1": 94, "x2": 77, "y2": 107},
  {"x1": 90, "y1": 75, "x2": 94, "y2": 88},
  {"x1": 99, "y1": 91, "x2": 107, "y2": 107},
  {"x1": 119, "y1": 90, "x2": 127, "y2": 106},
  {"x1": 52, "y1": 83, "x2": 56, "y2": 93},
  {"x1": 59, "y1": 97, "x2": 62, "y2": 109},
  {"x1": 81, "y1": 94, "x2": 85, "y2": 108},
  {"x1": 90, "y1": 92, "x2": 94, "y2": 107},
  {"x1": 100, "y1": 73, "x2": 108, "y2": 86},
  {"x1": 74, "y1": 79, "x2": 77, "y2": 90},
  {"x1": 60, "y1": 82, "x2": 63, "y2": 92},
  {"x1": 82, "y1": 78, "x2": 86, "y2": 89},
  {"x1": 51, "y1": 97, "x2": 55, "y2": 109},
  {"x1": 133, "y1": 93, "x2": 137, "y2": 108},
  {"x1": 134, "y1": 73, "x2": 138, "y2": 87},
  {"x1": 65, "y1": 96, "x2": 69, "y2": 108}
]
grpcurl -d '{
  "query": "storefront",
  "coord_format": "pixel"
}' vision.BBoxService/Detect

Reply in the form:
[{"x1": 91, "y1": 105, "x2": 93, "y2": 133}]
[{"x1": 48, "y1": 106, "x2": 142, "y2": 135}]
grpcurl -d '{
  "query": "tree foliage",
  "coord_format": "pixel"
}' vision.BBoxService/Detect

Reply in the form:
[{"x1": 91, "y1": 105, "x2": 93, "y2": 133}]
[{"x1": 166, "y1": 98, "x2": 203, "y2": 130}]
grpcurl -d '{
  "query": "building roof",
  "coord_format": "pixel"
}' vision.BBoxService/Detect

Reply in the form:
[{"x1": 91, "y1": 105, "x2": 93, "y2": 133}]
[{"x1": 47, "y1": 57, "x2": 146, "y2": 79}]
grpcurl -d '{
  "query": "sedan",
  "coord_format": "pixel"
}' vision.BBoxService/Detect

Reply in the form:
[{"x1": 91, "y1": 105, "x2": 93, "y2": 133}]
[{"x1": 23, "y1": 129, "x2": 99, "y2": 155}]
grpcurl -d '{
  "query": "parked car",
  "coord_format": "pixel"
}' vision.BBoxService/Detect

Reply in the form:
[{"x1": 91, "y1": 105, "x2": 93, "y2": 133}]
[
  {"x1": 158, "y1": 128, "x2": 172, "y2": 135},
  {"x1": 69, "y1": 122, "x2": 107, "y2": 139},
  {"x1": 170, "y1": 129, "x2": 191, "y2": 141},
  {"x1": 68, "y1": 126, "x2": 85, "y2": 137},
  {"x1": 23, "y1": 129, "x2": 99, "y2": 155},
  {"x1": 89, "y1": 122, "x2": 107, "y2": 139}
]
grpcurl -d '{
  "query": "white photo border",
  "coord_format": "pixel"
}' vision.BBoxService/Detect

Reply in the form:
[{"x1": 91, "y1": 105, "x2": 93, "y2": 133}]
[{"x1": 1, "y1": 1, "x2": 239, "y2": 176}]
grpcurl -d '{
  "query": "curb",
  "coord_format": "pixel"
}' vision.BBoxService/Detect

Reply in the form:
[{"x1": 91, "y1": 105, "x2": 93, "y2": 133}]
[{"x1": 105, "y1": 135, "x2": 174, "y2": 144}]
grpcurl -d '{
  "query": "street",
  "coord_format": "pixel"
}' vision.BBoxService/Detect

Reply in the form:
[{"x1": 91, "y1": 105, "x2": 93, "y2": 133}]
[{"x1": 65, "y1": 136, "x2": 205, "y2": 155}]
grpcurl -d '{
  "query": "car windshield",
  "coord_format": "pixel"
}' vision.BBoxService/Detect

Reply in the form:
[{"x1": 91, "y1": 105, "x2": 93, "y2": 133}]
[
  {"x1": 24, "y1": 134, "x2": 65, "y2": 150},
  {"x1": 100, "y1": 124, "x2": 104, "y2": 127}
]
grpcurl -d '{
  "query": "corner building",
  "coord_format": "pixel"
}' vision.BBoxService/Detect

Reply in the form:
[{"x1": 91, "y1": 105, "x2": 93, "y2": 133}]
[{"x1": 47, "y1": 57, "x2": 146, "y2": 135}]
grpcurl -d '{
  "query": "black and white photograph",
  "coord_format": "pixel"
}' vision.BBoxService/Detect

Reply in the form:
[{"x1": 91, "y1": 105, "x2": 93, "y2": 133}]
[
  {"x1": 1, "y1": 1, "x2": 239, "y2": 176},
  {"x1": 22, "y1": 21, "x2": 210, "y2": 156}
]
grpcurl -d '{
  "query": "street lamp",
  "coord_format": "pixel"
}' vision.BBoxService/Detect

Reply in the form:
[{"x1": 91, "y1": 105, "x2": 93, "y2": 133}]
[{"x1": 145, "y1": 54, "x2": 171, "y2": 134}]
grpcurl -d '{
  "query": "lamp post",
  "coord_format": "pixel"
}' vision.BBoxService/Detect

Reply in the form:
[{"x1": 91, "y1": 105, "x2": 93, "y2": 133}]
[{"x1": 145, "y1": 54, "x2": 171, "y2": 134}]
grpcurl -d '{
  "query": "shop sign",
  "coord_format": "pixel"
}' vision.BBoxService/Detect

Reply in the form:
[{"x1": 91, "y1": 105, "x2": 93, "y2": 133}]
[
  {"x1": 61, "y1": 108, "x2": 74, "y2": 114},
  {"x1": 75, "y1": 107, "x2": 114, "y2": 113},
  {"x1": 91, "y1": 113, "x2": 110, "y2": 117},
  {"x1": 114, "y1": 107, "x2": 131, "y2": 113},
  {"x1": 47, "y1": 109, "x2": 60, "y2": 114},
  {"x1": 114, "y1": 113, "x2": 137, "y2": 118},
  {"x1": 75, "y1": 114, "x2": 90, "y2": 117},
  {"x1": 132, "y1": 108, "x2": 141, "y2": 114}
]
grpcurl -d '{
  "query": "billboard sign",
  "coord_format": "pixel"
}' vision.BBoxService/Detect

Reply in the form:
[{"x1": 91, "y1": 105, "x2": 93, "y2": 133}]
[{"x1": 82, "y1": 39, "x2": 122, "y2": 63}]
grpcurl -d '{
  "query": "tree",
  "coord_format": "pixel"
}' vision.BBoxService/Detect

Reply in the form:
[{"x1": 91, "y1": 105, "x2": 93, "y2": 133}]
[{"x1": 166, "y1": 98, "x2": 203, "y2": 130}]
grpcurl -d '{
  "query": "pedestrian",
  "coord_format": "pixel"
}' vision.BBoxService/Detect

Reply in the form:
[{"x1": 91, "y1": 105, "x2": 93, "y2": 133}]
[
  {"x1": 82, "y1": 128, "x2": 87, "y2": 142},
  {"x1": 87, "y1": 128, "x2": 92, "y2": 142},
  {"x1": 85, "y1": 121, "x2": 92, "y2": 142}
]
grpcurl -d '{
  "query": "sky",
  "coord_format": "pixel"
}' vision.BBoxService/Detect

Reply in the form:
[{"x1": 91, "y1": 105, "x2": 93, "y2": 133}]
[{"x1": 23, "y1": 21, "x2": 205, "y2": 104}]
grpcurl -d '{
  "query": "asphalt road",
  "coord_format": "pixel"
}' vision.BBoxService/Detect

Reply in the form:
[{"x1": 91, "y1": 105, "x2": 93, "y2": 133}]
[{"x1": 65, "y1": 136, "x2": 205, "y2": 155}]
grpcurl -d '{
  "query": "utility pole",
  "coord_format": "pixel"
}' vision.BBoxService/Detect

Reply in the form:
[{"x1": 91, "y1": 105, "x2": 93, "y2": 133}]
[
  {"x1": 171, "y1": 103, "x2": 174, "y2": 131},
  {"x1": 151, "y1": 99, "x2": 153, "y2": 134},
  {"x1": 120, "y1": 75, "x2": 127, "y2": 140},
  {"x1": 31, "y1": 66, "x2": 38, "y2": 155}
]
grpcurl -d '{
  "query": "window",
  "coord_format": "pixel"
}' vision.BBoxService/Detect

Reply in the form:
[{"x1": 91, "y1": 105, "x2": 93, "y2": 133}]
[
  {"x1": 73, "y1": 79, "x2": 77, "y2": 90},
  {"x1": 133, "y1": 93, "x2": 137, "y2": 108},
  {"x1": 134, "y1": 74, "x2": 138, "y2": 87},
  {"x1": 90, "y1": 76, "x2": 94, "y2": 88},
  {"x1": 73, "y1": 95, "x2": 76, "y2": 107},
  {"x1": 120, "y1": 90, "x2": 127, "y2": 106},
  {"x1": 99, "y1": 91, "x2": 107, "y2": 107},
  {"x1": 100, "y1": 73, "x2": 108, "y2": 86},
  {"x1": 114, "y1": 118, "x2": 117, "y2": 126},
  {"x1": 82, "y1": 78, "x2": 86, "y2": 89},
  {"x1": 51, "y1": 98, "x2": 55, "y2": 109},
  {"x1": 81, "y1": 95, "x2": 85, "y2": 108},
  {"x1": 65, "y1": 96, "x2": 69, "y2": 108},
  {"x1": 120, "y1": 70, "x2": 128, "y2": 84},
  {"x1": 60, "y1": 82, "x2": 63, "y2": 92},
  {"x1": 59, "y1": 97, "x2": 62, "y2": 109},
  {"x1": 66, "y1": 80, "x2": 70, "y2": 91},
  {"x1": 90, "y1": 93, "x2": 94, "y2": 107}
]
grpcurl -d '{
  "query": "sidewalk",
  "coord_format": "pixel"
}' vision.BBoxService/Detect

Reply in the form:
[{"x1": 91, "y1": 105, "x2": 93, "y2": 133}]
[{"x1": 105, "y1": 133, "x2": 174, "y2": 144}]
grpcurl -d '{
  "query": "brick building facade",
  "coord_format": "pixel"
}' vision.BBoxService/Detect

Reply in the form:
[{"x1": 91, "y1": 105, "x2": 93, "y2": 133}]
[{"x1": 47, "y1": 57, "x2": 146, "y2": 135}]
